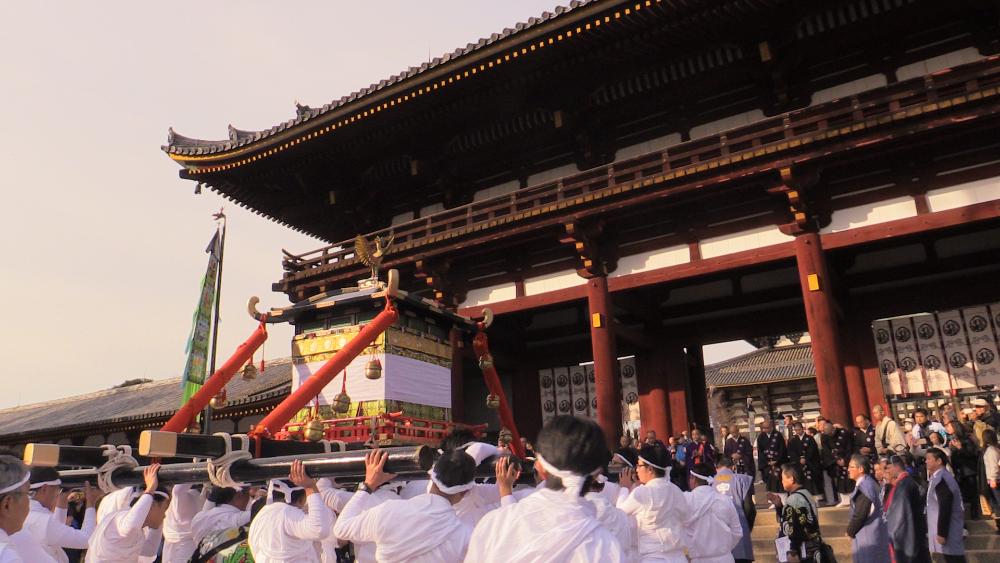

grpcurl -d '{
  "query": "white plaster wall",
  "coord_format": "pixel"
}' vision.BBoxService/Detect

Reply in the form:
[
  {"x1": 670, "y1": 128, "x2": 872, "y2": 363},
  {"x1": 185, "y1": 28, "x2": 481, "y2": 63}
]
[
  {"x1": 419, "y1": 202, "x2": 445, "y2": 217},
  {"x1": 896, "y1": 47, "x2": 984, "y2": 81},
  {"x1": 460, "y1": 283, "x2": 518, "y2": 307},
  {"x1": 810, "y1": 74, "x2": 887, "y2": 105},
  {"x1": 613, "y1": 245, "x2": 690, "y2": 276},
  {"x1": 690, "y1": 110, "x2": 765, "y2": 140},
  {"x1": 927, "y1": 176, "x2": 1000, "y2": 213},
  {"x1": 523, "y1": 269, "x2": 584, "y2": 296},
  {"x1": 528, "y1": 163, "x2": 579, "y2": 186},
  {"x1": 821, "y1": 196, "x2": 918, "y2": 234},
  {"x1": 616, "y1": 133, "x2": 683, "y2": 161},
  {"x1": 699, "y1": 226, "x2": 793, "y2": 259},
  {"x1": 473, "y1": 179, "x2": 519, "y2": 202},
  {"x1": 391, "y1": 211, "x2": 415, "y2": 225}
]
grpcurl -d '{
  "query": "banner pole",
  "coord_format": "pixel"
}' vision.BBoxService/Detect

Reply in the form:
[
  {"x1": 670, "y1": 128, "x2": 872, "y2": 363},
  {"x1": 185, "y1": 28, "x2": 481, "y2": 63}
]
[{"x1": 203, "y1": 210, "x2": 227, "y2": 433}]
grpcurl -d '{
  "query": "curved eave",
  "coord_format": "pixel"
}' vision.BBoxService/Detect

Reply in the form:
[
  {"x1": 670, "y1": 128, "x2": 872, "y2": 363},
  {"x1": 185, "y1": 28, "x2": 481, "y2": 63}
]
[{"x1": 160, "y1": 0, "x2": 681, "y2": 175}]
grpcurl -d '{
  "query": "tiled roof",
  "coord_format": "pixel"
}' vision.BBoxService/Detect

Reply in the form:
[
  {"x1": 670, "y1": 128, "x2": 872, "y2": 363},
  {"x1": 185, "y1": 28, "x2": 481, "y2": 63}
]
[
  {"x1": 705, "y1": 344, "x2": 815, "y2": 388},
  {"x1": 0, "y1": 359, "x2": 293, "y2": 439},
  {"x1": 164, "y1": 0, "x2": 600, "y2": 156}
]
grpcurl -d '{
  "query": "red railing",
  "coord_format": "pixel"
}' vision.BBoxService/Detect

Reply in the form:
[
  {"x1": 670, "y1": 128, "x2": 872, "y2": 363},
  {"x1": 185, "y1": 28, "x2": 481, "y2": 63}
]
[
  {"x1": 280, "y1": 413, "x2": 487, "y2": 446},
  {"x1": 281, "y1": 56, "x2": 1000, "y2": 277}
]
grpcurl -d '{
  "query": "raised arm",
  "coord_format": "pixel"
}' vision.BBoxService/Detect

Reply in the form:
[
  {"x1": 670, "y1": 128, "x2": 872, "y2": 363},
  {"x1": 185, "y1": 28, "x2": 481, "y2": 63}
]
[
  {"x1": 116, "y1": 464, "x2": 160, "y2": 537},
  {"x1": 283, "y1": 459, "x2": 332, "y2": 541}
]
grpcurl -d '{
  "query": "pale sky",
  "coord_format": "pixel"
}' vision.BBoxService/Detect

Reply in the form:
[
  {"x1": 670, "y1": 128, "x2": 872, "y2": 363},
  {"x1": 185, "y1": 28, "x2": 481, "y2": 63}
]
[{"x1": 0, "y1": 1, "x2": 753, "y2": 409}]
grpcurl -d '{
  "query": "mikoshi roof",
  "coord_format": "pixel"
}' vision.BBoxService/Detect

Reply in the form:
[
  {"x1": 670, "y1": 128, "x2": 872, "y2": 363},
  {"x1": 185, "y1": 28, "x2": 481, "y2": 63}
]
[
  {"x1": 705, "y1": 343, "x2": 815, "y2": 389},
  {"x1": 0, "y1": 358, "x2": 293, "y2": 440}
]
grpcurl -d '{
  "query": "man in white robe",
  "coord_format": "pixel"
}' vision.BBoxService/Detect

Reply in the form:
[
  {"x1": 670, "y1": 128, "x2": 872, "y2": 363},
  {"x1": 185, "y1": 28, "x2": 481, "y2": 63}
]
[
  {"x1": 190, "y1": 485, "x2": 253, "y2": 550},
  {"x1": 0, "y1": 455, "x2": 33, "y2": 563},
  {"x1": 586, "y1": 475, "x2": 638, "y2": 562},
  {"x1": 466, "y1": 415, "x2": 623, "y2": 563},
  {"x1": 86, "y1": 463, "x2": 172, "y2": 563},
  {"x1": 161, "y1": 483, "x2": 207, "y2": 562},
  {"x1": 618, "y1": 444, "x2": 689, "y2": 563},
  {"x1": 316, "y1": 477, "x2": 397, "y2": 563},
  {"x1": 247, "y1": 460, "x2": 332, "y2": 563},
  {"x1": 22, "y1": 468, "x2": 100, "y2": 563},
  {"x1": 684, "y1": 464, "x2": 742, "y2": 563},
  {"x1": 334, "y1": 449, "x2": 473, "y2": 562}
]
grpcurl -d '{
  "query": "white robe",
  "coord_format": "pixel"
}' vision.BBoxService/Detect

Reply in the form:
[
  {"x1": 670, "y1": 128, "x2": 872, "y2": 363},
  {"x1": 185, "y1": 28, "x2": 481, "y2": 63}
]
[
  {"x1": 86, "y1": 494, "x2": 163, "y2": 563},
  {"x1": 190, "y1": 504, "x2": 250, "y2": 552},
  {"x1": 10, "y1": 530, "x2": 56, "y2": 563},
  {"x1": 317, "y1": 482, "x2": 398, "y2": 563},
  {"x1": 683, "y1": 485, "x2": 742, "y2": 563},
  {"x1": 333, "y1": 491, "x2": 469, "y2": 562},
  {"x1": 247, "y1": 494, "x2": 332, "y2": 563},
  {"x1": 162, "y1": 484, "x2": 204, "y2": 563},
  {"x1": 586, "y1": 491, "x2": 638, "y2": 563},
  {"x1": 22, "y1": 500, "x2": 96, "y2": 563},
  {"x1": 465, "y1": 487, "x2": 623, "y2": 563},
  {"x1": 618, "y1": 477, "x2": 689, "y2": 563},
  {"x1": 96, "y1": 487, "x2": 134, "y2": 525},
  {"x1": 0, "y1": 529, "x2": 24, "y2": 563},
  {"x1": 453, "y1": 484, "x2": 504, "y2": 528}
]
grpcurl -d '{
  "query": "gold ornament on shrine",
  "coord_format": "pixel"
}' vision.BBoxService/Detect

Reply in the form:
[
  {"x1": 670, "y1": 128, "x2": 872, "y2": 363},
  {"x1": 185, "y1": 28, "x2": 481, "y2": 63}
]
[
  {"x1": 209, "y1": 388, "x2": 228, "y2": 409},
  {"x1": 478, "y1": 354, "x2": 494, "y2": 371},
  {"x1": 241, "y1": 362, "x2": 258, "y2": 380},
  {"x1": 486, "y1": 394, "x2": 500, "y2": 410},
  {"x1": 303, "y1": 419, "x2": 325, "y2": 442},
  {"x1": 365, "y1": 356, "x2": 382, "y2": 380},
  {"x1": 332, "y1": 392, "x2": 352, "y2": 414}
]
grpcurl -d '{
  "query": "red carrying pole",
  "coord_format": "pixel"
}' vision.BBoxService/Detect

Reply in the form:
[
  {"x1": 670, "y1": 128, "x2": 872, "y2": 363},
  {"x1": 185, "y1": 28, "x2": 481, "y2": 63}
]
[
  {"x1": 163, "y1": 319, "x2": 269, "y2": 433},
  {"x1": 472, "y1": 329, "x2": 526, "y2": 459},
  {"x1": 251, "y1": 302, "x2": 399, "y2": 437}
]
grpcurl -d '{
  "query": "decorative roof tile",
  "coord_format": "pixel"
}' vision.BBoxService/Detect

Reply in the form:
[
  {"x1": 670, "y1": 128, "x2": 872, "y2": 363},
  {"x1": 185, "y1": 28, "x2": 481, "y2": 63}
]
[
  {"x1": 0, "y1": 359, "x2": 294, "y2": 439},
  {"x1": 705, "y1": 344, "x2": 815, "y2": 388}
]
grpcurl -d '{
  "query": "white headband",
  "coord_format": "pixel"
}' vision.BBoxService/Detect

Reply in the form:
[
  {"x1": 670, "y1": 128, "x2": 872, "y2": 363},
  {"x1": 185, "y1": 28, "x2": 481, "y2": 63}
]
[
  {"x1": 637, "y1": 455, "x2": 667, "y2": 471},
  {"x1": 0, "y1": 472, "x2": 30, "y2": 495},
  {"x1": 612, "y1": 453, "x2": 634, "y2": 468},
  {"x1": 690, "y1": 470, "x2": 715, "y2": 484},
  {"x1": 535, "y1": 453, "x2": 601, "y2": 498},
  {"x1": 29, "y1": 479, "x2": 62, "y2": 490},
  {"x1": 427, "y1": 468, "x2": 475, "y2": 495},
  {"x1": 129, "y1": 489, "x2": 170, "y2": 501},
  {"x1": 266, "y1": 479, "x2": 304, "y2": 505}
]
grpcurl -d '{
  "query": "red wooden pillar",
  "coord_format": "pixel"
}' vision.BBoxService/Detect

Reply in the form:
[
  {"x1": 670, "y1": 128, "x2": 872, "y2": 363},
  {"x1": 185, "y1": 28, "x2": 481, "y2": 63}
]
[
  {"x1": 794, "y1": 231, "x2": 851, "y2": 426},
  {"x1": 637, "y1": 345, "x2": 672, "y2": 441},
  {"x1": 665, "y1": 345, "x2": 691, "y2": 437},
  {"x1": 847, "y1": 313, "x2": 889, "y2": 415},
  {"x1": 449, "y1": 327, "x2": 465, "y2": 423},
  {"x1": 587, "y1": 275, "x2": 622, "y2": 450},
  {"x1": 842, "y1": 332, "x2": 872, "y2": 420},
  {"x1": 687, "y1": 346, "x2": 710, "y2": 432}
]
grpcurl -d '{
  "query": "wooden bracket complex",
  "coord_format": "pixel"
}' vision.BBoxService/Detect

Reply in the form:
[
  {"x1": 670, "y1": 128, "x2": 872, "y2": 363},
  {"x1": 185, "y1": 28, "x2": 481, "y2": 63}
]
[
  {"x1": 560, "y1": 220, "x2": 618, "y2": 279},
  {"x1": 414, "y1": 259, "x2": 466, "y2": 308},
  {"x1": 772, "y1": 166, "x2": 827, "y2": 236}
]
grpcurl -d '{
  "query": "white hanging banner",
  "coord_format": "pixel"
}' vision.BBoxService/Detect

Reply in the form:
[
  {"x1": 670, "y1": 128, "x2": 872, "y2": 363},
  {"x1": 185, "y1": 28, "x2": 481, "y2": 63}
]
[
  {"x1": 937, "y1": 310, "x2": 978, "y2": 390},
  {"x1": 963, "y1": 306, "x2": 1000, "y2": 387},
  {"x1": 619, "y1": 357, "x2": 641, "y2": 423},
  {"x1": 569, "y1": 365, "x2": 589, "y2": 417},
  {"x1": 553, "y1": 367, "x2": 572, "y2": 416},
  {"x1": 538, "y1": 369, "x2": 557, "y2": 424},
  {"x1": 872, "y1": 319, "x2": 903, "y2": 396},
  {"x1": 911, "y1": 314, "x2": 951, "y2": 393},
  {"x1": 890, "y1": 318, "x2": 925, "y2": 396},
  {"x1": 585, "y1": 364, "x2": 597, "y2": 419}
]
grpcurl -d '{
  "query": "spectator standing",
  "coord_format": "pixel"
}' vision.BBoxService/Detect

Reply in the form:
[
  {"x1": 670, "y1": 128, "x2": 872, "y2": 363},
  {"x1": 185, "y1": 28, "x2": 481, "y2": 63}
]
[
  {"x1": 946, "y1": 420, "x2": 981, "y2": 520},
  {"x1": 925, "y1": 448, "x2": 966, "y2": 563}
]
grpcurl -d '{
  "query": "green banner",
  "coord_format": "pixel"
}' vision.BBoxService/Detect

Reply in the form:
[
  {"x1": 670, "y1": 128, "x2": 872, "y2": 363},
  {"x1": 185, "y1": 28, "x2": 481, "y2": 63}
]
[{"x1": 180, "y1": 230, "x2": 222, "y2": 406}]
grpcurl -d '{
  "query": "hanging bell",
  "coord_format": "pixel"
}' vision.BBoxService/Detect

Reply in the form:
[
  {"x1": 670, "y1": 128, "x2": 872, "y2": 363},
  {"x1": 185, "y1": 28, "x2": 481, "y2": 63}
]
[
  {"x1": 498, "y1": 427, "x2": 513, "y2": 445},
  {"x1": 365, "y1": 357, "x2": 383, "y2": 380},
  {"x1": 209, "y1": 388, "x2": 228, "y2": 409},
  {"x1": 332, "y1": 392, "x2": 352, "y2": 414},
  {"x1": 241, "y1": 362, "x2": 258, "y2": 380},
  {"x1": 303, "y1": 418, "x2": 325, "y2": 442},
  {"x1": 486, "y1": 393, "x2": 501, "y2": 410},
  {"x1": 185, "y1": 419, "x2": 201, "y2": 434},
  {"x1": 478, "y1": 354, "x2": 494, "y2": 371}
]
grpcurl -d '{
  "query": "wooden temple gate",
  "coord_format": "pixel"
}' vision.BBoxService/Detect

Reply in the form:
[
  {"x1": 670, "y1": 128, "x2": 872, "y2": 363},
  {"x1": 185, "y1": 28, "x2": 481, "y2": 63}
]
[{"x1": 164, "y1": 0, "x2": 1000, "y2": 444}]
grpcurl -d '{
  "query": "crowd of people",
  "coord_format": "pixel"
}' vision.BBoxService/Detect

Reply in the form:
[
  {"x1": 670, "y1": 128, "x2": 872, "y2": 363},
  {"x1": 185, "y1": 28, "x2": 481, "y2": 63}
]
[{"x1": 0, "y1": 399, "x2": 998, "y2": 562}]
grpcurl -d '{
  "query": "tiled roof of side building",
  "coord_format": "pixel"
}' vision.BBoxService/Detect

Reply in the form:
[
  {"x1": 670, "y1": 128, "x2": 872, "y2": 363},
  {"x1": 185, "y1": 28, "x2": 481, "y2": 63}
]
[
  {"x1": 164, "y1": 0, "x2": 600, "y2": 156},
  {"x1": 705, "y1": 343, "x2": 815, "y2": 388},
  {"x1": 0, "y1": 358, "x2": 294, "y2": 439}
]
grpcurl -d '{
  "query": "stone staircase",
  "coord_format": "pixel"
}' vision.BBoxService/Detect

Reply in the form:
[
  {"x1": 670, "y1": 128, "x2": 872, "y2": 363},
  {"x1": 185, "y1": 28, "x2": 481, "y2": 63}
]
[{"x1": 750, "y1": 502, "x2": 1000, "y2": 562}]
